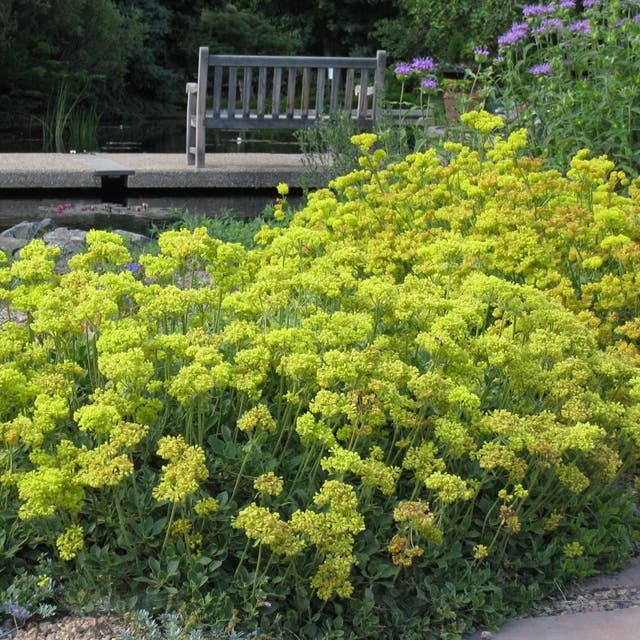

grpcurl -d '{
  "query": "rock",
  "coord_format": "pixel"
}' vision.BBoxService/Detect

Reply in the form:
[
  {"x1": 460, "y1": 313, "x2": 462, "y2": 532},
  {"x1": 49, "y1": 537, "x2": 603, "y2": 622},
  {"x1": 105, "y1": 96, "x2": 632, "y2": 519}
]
[
  {"x1": 43, "y1": 227, "x2": 88, "y2": 254},
  {"x1": 111, "y1": 229, "x2": 153, "y2": 246},
  {"x1": 0, "y1": 218, "x2": 53, "y2": 240},
  {"x1": 0, "y1": 236, "x2": 29, "y2": 256},
  {"x1": 0, "y1": 219, "x2": 54, "y2": 255}
]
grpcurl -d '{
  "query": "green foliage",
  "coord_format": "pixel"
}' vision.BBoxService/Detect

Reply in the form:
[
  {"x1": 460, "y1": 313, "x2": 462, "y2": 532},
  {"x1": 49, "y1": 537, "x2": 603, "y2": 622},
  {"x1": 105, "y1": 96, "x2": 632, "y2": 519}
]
[
  {"x1": 482, "y1": 1, "x2": 640, "y2": 174},
  {"x1": 295, "y1": 112, "x2": 362, "y2": 183},
  {"x1": 1, "y1": 115, "x2": 639, "y2": 639}
]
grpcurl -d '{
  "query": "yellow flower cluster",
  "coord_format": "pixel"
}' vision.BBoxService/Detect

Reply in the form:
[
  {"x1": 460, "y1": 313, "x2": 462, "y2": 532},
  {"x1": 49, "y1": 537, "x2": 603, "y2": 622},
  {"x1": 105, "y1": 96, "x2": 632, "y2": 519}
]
[
  {"x1": 232, "y1": 503, "x2": 305, "y2": 556},
  {"x1": 387, "y1": 533, "x2": 424, "y2": 567},
  {"x1": 56, "y1": 524, "x2": 85, "y2": 560},
  {"x1": 253, "y1": 472, "x2": 284, "y2": 496},
  {"x1": 152, "y1": 435, "x2": 209, "y2": 503},
  {"x1": 237, "y1": 404, "x2": 277, "y2": 434}
]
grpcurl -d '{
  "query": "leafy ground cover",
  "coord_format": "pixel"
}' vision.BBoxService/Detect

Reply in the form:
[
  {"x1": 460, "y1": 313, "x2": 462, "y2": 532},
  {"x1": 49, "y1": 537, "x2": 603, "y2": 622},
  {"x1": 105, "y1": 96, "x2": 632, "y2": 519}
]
[{"x1": 1, "y1": 113, "x2": 639, "y2": 639}]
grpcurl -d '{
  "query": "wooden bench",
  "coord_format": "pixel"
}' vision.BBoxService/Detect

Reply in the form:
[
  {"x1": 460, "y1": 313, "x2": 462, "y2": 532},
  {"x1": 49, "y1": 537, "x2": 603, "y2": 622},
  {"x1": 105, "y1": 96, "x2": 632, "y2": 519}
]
[{"x1": 186, "y1": 47, "x2": 387, "y2": 167}]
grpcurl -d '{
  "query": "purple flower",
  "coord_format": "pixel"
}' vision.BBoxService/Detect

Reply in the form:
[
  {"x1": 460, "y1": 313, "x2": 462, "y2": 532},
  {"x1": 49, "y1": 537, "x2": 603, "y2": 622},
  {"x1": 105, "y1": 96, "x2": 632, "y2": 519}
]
[
  {"x1": 474, "y1": 46, "x2": 491, "y2": 58},
  {"x1": 498, "y1": 22, "x2": 529, "y2": 47},
  {"x1": 411, "y1": 56, "x2": 437, "y2": 72},
  {"x1": 421, "y1": 77, "x2": 438, "y2": 90},
  {"x1": 493, "y1": 55, "x2": 505, "y2": 64},
  {"x1": 522, "y1": 4, "x2": 556, "y2": 17},
  {"x1": 635, "y1": 15, "x2": 640, "y2": 24},
  {"x1": 10, "y1": 604, "x2": 29, "y2": 621},
  {"x1": 125, "y1": 263, "x2": 140, "y2": 273},
  {"x1": 532, "y1": 17, "x2": 564, "y2": 34},
  {"x1": 569, "y1": 19, "x2": 591, "y2": 34},
  {"x1": 394, "y1": 62, "x2": 412, "y2": 77},
  {"x1": 559, "y1": 0, "x2": 576, "y2": 8},
  {"x1": 528, "y1": 62, "x2": 553, "y2": 75},
  {"x1": 583, "y1": 0, "x2": 601, "y2": 7}
]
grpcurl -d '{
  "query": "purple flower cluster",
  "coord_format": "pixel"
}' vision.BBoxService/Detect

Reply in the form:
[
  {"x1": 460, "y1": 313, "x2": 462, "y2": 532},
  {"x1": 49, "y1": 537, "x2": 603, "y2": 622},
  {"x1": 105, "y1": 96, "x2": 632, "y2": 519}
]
[
  {"x1": 421, "y1": 77, "x2": 438, "y2": 90},
  {"x1": 394, "y1": 56, "x2": 437, "y2": 78},
  {"x1": 412, "y1": 56, "x2": 437, "y2": 72},
  {"x1": 528, "y1": 62, "x2": 553, "y2": 75},
  {"x1": 523, "y1": 4, "x2": 556, "y2": 17},
  {"x1": 474, "y1": 46, "x2": 491, "y2": 58},
  {"x1": 394, "y1": 62, "x2": 412, "y2": 77},
  {"x1": 531, "y1": 17, "x2": 565, "y2": 34},
  {"x1": 568, "y1": 19, "x2": 591, "y2": 34},
  {"x1": 10, "y1": 604, "x2": 29, "y2": 622},
  {"x1": 559, "y1": 0, "x2": 576, "y2": 8},
  {"x1": 583, "y1": 0, "x2": 601, "y2": 7},
  {"x1": 498, "y1": 22, "x2": 529, "y2": 47}
]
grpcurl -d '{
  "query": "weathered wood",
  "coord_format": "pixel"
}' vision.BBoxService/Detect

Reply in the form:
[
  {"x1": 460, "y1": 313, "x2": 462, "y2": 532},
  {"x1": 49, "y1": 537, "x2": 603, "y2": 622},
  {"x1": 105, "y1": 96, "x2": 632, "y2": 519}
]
[{"x1": 186, "y1": 47, "x2": 387, "y2": 167}]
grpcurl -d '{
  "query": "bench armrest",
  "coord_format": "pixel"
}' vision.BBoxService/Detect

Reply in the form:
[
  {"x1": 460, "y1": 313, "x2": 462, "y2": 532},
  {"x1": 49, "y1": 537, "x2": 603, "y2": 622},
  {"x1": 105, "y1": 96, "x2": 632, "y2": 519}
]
[{"x1": 186, "y1": 82, "x2": 198, "y2": 94}]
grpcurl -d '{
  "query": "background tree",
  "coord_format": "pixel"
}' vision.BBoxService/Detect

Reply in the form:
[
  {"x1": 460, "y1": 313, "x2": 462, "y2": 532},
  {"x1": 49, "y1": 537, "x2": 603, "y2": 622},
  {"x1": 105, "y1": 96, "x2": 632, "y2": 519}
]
[
  {"x1": 0, "y1": 0, "x2": 137, "y2": 113},
  {"x1": 392, "y1": 0, "x2": 526, "y2": 63},
  {"x1": 261, "y1": 0, "x2": 399, "y2": 56}
]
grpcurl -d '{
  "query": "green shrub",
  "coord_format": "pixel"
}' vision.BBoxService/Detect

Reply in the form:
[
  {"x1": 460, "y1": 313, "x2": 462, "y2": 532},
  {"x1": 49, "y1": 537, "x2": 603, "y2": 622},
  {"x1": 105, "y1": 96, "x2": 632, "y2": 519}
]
[{"x1": 0, "y1": 113, "x2": 638, "y2": 639}]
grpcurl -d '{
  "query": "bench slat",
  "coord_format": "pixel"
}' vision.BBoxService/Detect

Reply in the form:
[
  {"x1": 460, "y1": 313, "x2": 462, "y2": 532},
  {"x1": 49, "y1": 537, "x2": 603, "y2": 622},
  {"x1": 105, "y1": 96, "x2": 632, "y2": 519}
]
[
  {"x1": 228, "y1": 67, "x2": 238, "y2": 119},
  {"x1": 208, "y1": 54, "x2": 379, "y2": 69},
  {"x1": 242, "y1": 67, "x2": 253, "y2": 118},
  {"x1": 301, "y1": 68, "x2": 311, "y2": 119},
  {"x1": 330, "y1": 68, "x2": 341, "y2": 113},
  {"x1": 358, "y1": 69, "x2": 370, "y2": 117},
  {"x1": 287, "y1": 68, "x2": 297, "y2": 118},
  {"x1": 212, "y1": 66, "x2": 223, "y2": 118},
  {"x1": 272, "y1": 67, "x2": 282, "y2": 120},
  {"x1": 344, "y1": 69, "x2": 355, "y2": 112},
  {"x1": 315, "y1": 68, "x2": 326, "y2": 116},
  {"x1": 257, "y1": 67, "x2": 267, "y2": 118}
]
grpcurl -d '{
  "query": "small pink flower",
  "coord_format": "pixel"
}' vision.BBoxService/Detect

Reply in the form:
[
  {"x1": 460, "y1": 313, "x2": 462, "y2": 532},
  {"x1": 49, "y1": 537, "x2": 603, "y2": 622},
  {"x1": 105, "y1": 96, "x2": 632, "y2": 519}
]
[
  {"x1": 64, "y1": 202, "x2": 72, "y2": 209},
  {"x1": 80, "y1": 205, "x2": 88, "y2": 211},
  {"x1": 135, "y1": 205, "x2": 142, "y2": 213},
  {"x1": 57, "y1": 204, "x2": 64, "y2": 214}
]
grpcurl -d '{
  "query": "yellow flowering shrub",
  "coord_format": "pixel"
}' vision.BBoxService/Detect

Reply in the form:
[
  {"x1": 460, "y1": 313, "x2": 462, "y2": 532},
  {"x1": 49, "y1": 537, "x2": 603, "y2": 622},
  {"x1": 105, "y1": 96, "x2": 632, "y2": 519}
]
[{"x1": 1, "y1": 111, "x2": 639, "y2": 639}]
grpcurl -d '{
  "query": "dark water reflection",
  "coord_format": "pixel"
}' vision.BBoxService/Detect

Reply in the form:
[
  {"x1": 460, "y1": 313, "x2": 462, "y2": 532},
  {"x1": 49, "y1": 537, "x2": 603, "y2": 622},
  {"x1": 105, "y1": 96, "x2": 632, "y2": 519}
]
[{"x1": 0, "y1": 118, "x2": 301, "y2": 154}]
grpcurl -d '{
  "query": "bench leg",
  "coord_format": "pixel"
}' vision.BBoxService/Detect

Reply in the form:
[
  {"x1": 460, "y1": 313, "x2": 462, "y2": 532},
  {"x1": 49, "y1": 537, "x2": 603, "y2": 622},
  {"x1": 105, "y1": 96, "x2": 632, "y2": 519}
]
[
  {"x1": 186, "y1": 87, "x2": 196, "y2": 165},
  {"x1": 195, "y1": 122, "x2": 205, "y2": 169}
]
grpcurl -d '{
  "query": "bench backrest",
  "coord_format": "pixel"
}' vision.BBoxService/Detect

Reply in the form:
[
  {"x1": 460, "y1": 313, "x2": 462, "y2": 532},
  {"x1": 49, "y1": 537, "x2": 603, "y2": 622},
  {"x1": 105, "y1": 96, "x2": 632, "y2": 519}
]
[{"x1": 194, "y1": 47, "x2": 386, "y2": 129}]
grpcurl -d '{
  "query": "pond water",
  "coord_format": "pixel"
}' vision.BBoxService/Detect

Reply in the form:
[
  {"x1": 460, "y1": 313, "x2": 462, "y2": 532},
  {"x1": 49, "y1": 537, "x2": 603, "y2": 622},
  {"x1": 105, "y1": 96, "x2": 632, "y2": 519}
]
[
  {"x1": 0, "y1": 190, "x2": 301, "y2": 235},
  {"x1": 0, "y1": 117, "x2": 301, "y2": 154}
]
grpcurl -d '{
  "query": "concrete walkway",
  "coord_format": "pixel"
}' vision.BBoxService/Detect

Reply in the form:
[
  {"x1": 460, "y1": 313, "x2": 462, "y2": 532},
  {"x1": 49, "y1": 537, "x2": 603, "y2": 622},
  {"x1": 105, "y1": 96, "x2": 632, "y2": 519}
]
[
  {"x1": 465, "y1": 558, "x2": 640, "y2": 640},
  {"x1": 0, "y1": 152, "x2": 316, "y2": 189}
]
